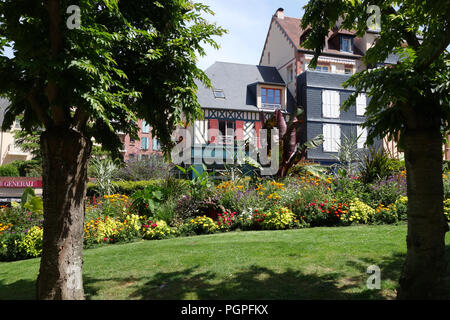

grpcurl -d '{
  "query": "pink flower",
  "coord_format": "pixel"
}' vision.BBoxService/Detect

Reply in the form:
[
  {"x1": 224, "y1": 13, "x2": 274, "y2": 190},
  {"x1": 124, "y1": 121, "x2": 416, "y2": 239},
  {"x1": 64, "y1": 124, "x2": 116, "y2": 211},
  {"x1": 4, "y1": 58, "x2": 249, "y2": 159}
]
[{"x1": 152, "y1": 223, "x2": 157, "y2": 228}]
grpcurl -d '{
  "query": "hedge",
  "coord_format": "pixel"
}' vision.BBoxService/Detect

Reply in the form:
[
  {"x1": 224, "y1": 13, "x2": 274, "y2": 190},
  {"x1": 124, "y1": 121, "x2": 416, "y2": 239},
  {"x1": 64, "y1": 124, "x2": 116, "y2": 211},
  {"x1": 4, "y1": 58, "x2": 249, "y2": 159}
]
[
  {"x1": 87, "y1": 179, "x2": 190, "y2": 197},
  {"x1": 86, "y1": 180, "x2": 164, "y2": 197}
]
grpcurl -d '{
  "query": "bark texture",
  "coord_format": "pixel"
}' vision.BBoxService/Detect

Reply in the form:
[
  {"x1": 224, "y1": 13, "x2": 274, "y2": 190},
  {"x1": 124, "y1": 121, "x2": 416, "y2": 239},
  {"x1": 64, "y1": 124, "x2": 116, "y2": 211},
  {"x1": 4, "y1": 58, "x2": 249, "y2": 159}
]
[
  {"x1": 397, "y1": 125, "x2": 449, "y2": 299},
  {"x1": 36, "y1": 127, "x2": 92, "y2": 300}
]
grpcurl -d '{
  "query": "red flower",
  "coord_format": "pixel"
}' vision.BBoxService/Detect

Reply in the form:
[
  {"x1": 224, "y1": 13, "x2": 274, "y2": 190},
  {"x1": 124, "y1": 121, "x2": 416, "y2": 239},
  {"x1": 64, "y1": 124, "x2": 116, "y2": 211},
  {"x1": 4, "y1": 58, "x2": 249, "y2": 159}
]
[
  {"x1": 104, "y1": 237, "x2": 108, "y2": 242},
  {"x1": 152, "y1": 223, "x2": 157, "y2": 228}
]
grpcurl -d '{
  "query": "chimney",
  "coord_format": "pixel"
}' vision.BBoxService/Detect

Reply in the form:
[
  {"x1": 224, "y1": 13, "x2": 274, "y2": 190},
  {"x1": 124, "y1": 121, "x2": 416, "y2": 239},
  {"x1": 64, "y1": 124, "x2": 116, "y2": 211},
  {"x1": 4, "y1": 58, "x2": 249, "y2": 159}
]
[{"x1": 275, "y1": 8, "x2": 284, "y2": 19}]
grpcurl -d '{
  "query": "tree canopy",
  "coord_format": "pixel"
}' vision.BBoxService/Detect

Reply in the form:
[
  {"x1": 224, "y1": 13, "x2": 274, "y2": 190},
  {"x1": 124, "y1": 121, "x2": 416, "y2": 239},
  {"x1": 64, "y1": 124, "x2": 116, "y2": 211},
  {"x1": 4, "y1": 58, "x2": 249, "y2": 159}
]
[
  {"x1": 301, "y1": 0, "x2": 449, "y2": 146},
  {"x1": 0, "y1": 0, "x2": 226, "y2": 157}
]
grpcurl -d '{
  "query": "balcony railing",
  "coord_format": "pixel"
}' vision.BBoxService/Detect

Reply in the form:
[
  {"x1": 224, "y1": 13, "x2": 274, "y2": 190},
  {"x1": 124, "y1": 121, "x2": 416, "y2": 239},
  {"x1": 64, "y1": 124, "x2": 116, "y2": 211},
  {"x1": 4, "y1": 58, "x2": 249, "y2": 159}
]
[
  {"x1": 7, "y1": 144, "x2": 27, "y2": 156},
  {"x1": 261, "y1": 103, "x2": 282, "y2": 110}
]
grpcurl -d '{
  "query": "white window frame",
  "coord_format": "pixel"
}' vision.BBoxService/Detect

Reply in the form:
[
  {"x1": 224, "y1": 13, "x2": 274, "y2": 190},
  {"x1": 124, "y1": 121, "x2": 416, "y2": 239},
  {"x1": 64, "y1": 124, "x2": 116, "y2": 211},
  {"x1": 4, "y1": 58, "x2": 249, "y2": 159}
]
[
  {"x1": 141, "y1": 137, "x2": 149, "y2": 150},
  {"x1": 357, "y1": 125, "x2": 368, "y2": 149},
  {"x1": 323, "y1": 124, "x2": 341, "y2": 152},
  {"x1": 142, "y1": 120, "x2": 150, "y2": 133},
  {"x1": 356, "y1": 93, "x2": 367, "y2": 116},
  {"x1": 194, "y1": 120, "x2": 208, "y2": 145},
  {"x1": 322, "y1": 90, "x2": 340, "y2": 118}
]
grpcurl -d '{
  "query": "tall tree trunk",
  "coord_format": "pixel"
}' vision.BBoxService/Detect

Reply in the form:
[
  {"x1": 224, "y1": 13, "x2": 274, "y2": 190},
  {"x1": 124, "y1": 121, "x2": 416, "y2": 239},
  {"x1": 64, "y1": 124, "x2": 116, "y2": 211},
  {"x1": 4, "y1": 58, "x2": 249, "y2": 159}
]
[
  {"x1": 397, "y1": 125, "x2": 449, "y2": 299},
  {"x1": 36, "y1": 127, "x2": 92, "y2": 300}
]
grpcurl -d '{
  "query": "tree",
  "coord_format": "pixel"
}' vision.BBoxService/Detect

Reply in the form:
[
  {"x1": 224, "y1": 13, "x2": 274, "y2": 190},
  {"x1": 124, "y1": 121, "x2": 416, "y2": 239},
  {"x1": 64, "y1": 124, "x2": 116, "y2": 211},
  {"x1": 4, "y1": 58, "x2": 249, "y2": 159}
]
[
  {"x1": 0, "y1": 0, "x2": 225, "y2": 300},
  {"x1": 260, "y1": 108, "x2": 323, "y2": 178},
  {"x1": 301, "y1": 0, "x2": 450, "y2": 299}
]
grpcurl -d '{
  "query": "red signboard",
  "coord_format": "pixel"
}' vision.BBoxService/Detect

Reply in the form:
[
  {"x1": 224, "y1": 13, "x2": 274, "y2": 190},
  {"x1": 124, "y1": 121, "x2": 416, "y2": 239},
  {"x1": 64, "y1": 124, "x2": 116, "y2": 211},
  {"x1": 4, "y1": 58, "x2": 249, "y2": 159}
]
[{"x1": 0, "y1": 178, "x2": 42, "y2": 188}]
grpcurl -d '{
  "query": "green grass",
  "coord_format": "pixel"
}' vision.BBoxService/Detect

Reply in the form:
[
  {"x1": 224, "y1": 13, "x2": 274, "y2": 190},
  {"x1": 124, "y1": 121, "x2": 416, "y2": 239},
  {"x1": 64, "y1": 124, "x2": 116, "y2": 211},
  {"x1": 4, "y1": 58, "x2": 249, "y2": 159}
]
[{"x1": 1, "y1": 223, "x2": 450, "y2": 300}]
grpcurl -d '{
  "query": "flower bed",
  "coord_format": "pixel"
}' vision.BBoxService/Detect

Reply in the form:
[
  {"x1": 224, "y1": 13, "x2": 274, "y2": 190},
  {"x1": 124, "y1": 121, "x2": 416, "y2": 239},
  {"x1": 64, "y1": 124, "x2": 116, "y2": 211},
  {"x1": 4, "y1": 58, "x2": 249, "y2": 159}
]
[{"x1": 1, "y1": 169, "x2": 449, "y2": 262}]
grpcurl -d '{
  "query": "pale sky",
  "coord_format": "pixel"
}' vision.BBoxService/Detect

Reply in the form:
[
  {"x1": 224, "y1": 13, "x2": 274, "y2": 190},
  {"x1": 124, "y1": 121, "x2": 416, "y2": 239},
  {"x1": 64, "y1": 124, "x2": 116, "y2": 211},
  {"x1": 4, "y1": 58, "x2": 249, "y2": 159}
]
[{"x1": 197, "y1": 0, "x2": 309, "y2": 70}]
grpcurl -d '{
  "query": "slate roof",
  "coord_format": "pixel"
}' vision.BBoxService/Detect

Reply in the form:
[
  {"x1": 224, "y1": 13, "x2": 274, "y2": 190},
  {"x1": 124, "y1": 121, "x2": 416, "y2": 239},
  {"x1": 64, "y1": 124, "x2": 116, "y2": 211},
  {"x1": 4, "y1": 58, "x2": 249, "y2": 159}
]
[{"x1": 196, "y1": 62, "x2": 295, "y2": 113}]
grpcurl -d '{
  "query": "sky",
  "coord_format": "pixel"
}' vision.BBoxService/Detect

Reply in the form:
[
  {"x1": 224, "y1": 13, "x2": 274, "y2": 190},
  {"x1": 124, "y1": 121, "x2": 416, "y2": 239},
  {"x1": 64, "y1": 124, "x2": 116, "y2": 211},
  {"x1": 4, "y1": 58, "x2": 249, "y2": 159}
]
[{"x1": 196, "y1": 0, "x2": 309, "y2": 70}]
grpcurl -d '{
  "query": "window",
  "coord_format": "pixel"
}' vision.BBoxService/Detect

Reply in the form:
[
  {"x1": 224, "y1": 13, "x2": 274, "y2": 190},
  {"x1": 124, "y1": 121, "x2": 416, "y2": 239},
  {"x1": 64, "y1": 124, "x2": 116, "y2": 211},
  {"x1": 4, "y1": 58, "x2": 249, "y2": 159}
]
[
  {"x1": 213, "y1": 89, "x2": 225, "y2": 99},
  {"x1": 142, "y1": 121, "x2": 150, "y2": 133},
  {"x1": 356, "y1": 93, "x2": 367, "y2": 116},
  {"x1": 287, "y1": 65, "x2": 294, "y2": 82},
  {"x1": 153, "y1": 138, "x2": 161, "y2": 151},
  {"x1": 194, "y1": 120, "x2": 208, "y2": 145},
  {"x1": 357, "y1": 125, "x2": 368, "y2": 149},
  {"x1": 218, "y1": 120, "x2": 234, "y2": 144},
  {"x1": 345, "y1": 68, "x2": 352, "y2": 75},
  {"x1": 340, "y1": 36, "x2": 353, "y2": 53},
  {"x1": 141, "y1": 137, "x2": 149, "y2": 150},
  {"x1": 323, "y1": 124, "x2": 341, "y2": 152},
  {"x1": 322, "y1": 90, "x2": 340, "y2": 118},
  {"x1": 315, "y1": 65, "x2": 329, "y2": 72},
  {"x1": 261, "y1": 88, "x2": 282, "y2": 109}
]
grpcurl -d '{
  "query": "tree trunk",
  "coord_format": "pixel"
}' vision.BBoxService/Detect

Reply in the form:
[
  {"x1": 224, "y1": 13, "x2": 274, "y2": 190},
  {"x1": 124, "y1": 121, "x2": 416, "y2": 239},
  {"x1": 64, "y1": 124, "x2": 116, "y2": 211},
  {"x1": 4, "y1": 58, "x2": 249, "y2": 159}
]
[
  {"x1": 397, "y1": 125, "x2": 449, "y2": 299},
  {"x1": 36, "y1": 127, "x2": 92, "y2": 300}
]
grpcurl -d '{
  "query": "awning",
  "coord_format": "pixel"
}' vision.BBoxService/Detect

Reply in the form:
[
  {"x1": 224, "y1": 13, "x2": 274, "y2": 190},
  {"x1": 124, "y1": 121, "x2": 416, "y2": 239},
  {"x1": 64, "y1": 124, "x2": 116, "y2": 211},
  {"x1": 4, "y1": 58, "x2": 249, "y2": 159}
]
[{"x1": 304, "y1": 54, "x2": 356, "y2": 65}]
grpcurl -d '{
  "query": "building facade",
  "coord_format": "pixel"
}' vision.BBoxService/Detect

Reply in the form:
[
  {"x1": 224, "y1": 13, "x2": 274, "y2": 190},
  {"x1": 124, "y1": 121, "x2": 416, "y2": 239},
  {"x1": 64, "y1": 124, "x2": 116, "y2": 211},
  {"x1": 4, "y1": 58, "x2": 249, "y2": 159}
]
[
  {"x1": 0, "y1": 98, "x2": 33, "y2": 165},
  {"x1": 119, "y1": 119, "x2": 162, "y2": 162}
]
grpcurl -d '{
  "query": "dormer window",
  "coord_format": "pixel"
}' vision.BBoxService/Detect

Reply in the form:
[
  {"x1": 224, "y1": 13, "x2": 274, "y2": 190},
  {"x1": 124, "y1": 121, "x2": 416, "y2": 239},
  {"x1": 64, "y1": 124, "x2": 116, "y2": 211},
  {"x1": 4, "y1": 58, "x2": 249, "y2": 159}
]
[
  {"x1": 261, "y1": 87, "x2": 282, "y2": 110},
  {"x1": 213, "y1": 89, "x2": 225, "y2": 99},
  {"x1": 340, "y1": 36, "x2": 353, "y2": 53}
]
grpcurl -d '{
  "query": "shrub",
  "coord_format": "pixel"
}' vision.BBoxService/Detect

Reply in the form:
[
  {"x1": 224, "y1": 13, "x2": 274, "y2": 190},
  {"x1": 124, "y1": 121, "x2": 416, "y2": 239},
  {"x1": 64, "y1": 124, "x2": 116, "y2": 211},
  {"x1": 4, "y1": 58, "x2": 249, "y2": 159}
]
[
  {"x1": 301, "y1": 199, "x2": 348, "y2": 227},
  {"x1": 83, "y1": 215, "x2": 140, "y2": 246},
  {"x1": 0, "y1": 233, "x2": 26, "y2": 261},
  {"x1": 141, "y1": 219, "x2": 176, "y2": 240},
  {"x1": 444, "y1": 171, "x2": 450, "y2": 199},
  {"x1": 444, "y1": 199, "x2": 450, "y2": 221},
  {"x1": 341, "y1": 198, "x2": 375, "y2": 224},
  {"x1": 113, "y1": 155, "x2": 174, "y2": 181},
  {"x1": 259, "y1": 207, "x2": 295, "y2": 230},
  {"x1": 89, "y1": 158, "x2": 120, "y2": 196},
  {"x1": 0, "y1": 205, "x2": 44, "y2": 234},
  {"x1": 87, "y1": 180, "x2": 162, "y2": 197},
  {"x1": 394, "y1": 196, "x2": 408, "y2": 221},
  {"x1": 372, "y1": 203, "x2": 399, "y2": 225},
  {"x1": 216, "y1": 211, "x2": 237, "y2": 231},
  {"x1": 17, "y1": 226, "x2": 43, "y2": 258},
  {"x1": 17, "y1": 160, "x2": 42, "y2": 177},
  {"x1": 358, "y1": 147, "x2": 395, "y2": 184},
  {"x1": 364, "y1": 172, "x2": 406, "y2": 207},
  {"x1": 234, "y1": 208, "x2": 255, "y2": 231},
  {"x1": 182, "y1": 215, "x2": 218, "y2": 235},
  {"x1": 0, "y1": 163, "x2": 20, "y2": 177}
]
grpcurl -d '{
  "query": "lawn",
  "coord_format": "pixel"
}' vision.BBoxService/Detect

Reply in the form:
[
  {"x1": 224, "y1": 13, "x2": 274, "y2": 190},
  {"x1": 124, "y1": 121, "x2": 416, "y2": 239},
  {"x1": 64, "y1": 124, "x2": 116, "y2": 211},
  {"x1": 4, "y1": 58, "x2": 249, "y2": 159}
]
[{"x1": 1, "y1": 223, "x2": 449, "y2": 300}]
